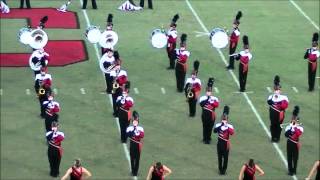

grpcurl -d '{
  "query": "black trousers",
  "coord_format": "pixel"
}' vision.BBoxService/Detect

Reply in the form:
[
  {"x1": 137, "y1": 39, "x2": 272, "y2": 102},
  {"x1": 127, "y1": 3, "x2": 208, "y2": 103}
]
[
  {"x1": 239, "y1": 63, "x2": 248, "y2": 92},
  {"x1": 48, "y1": 145, "x2": 61, "y2": 177},
  {"x1": 105, "y1": 73, "x2": 113, "y2": 94},
  {"x1": 202, "y1": 110, "x2": 215, "y2": 143},
  {"x1": 20, "y1": 0, "x2": 31, "y2": 8},
  {"x1": 140, "y1": 0, "x2": 153, "y2": 9},
  {"x1": 130, "y1": 141, "x2": 141, "y2": 176},
  {"x1": 228, "y1": 43, "x2": 237, "y2": 68},
  {"x1": 287, "y1": 140, "x2": 299, "y2": 174},
  {"x1": 38, "y1": 95, "x2": 47, "y2": 117},
  {"x1": 269, "y1": 107, "x2": 283, "y2": 142},
  {"x1": 175, "y1": 63, "x2": 186, "y2": 92},
  {"x1": 308, "y1": 62, "x2": 317, "y2": 91},
  {"x1": 82, "y1": 0, "x2": 97, "y2": 9},
  {"x1": 45, "y1": 114, "x2": 59, "y2": 132},
  {"x1": 187, "y1": 97, "x2": 197, "y2": 117},
  {"x1": 118, "y1": 109, "x2": 130, "y2": 143},
  {"x1": 166, "y1": 45, "x2": 176, "y2": 69},
  {"x1": 112, "y1": 88, "x2": 122, "y2": 116},
  {"x1": 217, "y1": 139, "x2": 229, "y2": 174}
]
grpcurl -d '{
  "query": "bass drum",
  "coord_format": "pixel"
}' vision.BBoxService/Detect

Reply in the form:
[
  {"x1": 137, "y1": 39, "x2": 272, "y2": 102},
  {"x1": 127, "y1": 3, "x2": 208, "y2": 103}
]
[
  {"x1": 85, "y1": 26, "x2": 101, "y2": 43},
  {"x1": 210, "y1": 28, "x2": 228, "y2": 49},
  {"x1": 99, "y1": 30, "x2": 118, "y2": 48},
  {"x1": 18, "y1": 27, "x2": 32, "y2": 45},
  {"x1": 29, "y1": 49, "x2": 49, "y2": 71},
  {"x1": 150, "y1": 29, "x2": 167, "y2": 49}
]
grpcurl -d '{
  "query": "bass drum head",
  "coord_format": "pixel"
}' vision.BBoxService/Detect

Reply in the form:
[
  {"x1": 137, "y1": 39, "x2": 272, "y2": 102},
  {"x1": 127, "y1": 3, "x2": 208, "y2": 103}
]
[
  {"x1": 151, "y1": 29, "x2": 167, "y2": 49},
  {"x1": 18, "y1": 28, "x2": 32, "y2": 45},
  {"x1": 210, "y1": 28, "x2": 228, "y2": 49},
  {"x1": 99, "y1": 30, "x2": 118, "y2": 48},
  {"x1": 87, "y1": 28, "x2": 101, "y2": 43}
]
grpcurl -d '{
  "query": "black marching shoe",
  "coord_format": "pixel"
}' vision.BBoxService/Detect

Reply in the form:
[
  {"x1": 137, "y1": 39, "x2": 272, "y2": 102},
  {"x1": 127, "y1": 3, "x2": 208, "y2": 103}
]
[
  {"x1": 167, "y1": 66, "x2": 174, "y2": 70},
  {"x1": 288, "y1": 172, "x2": 294, "y2": 176},
  {"x1": 226, "y1": 65, "x2": 234, "y2": 70}
]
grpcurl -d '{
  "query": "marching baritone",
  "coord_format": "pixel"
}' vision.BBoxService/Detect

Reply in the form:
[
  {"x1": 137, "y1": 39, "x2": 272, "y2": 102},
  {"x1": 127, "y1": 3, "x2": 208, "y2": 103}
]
[
  {"x1": 110, "y1": 62, "x2": 128, "y2": 117},
  {"x1": 213, "y1": 106, "x2": 235, "y2": 175},
  {"x1": 184, "y1": 60, "x2": 201, "y2": 117},
  {"x1": 166, "y1": 14, "x2": 179, "y2": 70},
  {"x1": 100, "y1": 49, "x2": 116, "y2": 94},
  {"x1": 146, "y1": 162, "x2": 172, "y2": 180},
  {"x1": 175, "y1": 33, "x2": 190, "y2": 92},
  {"x1": 304, "y1": 32, "x2": 319, "y2": 91},
  {"x1": 238, "y1": 159, "x2": 265, "y2": 180},
  {"x1": 30, "y1": 48, "x2": 50, "y2": 76},
  {"x1": 116, "y1": 81, "x2": 134, "y2": 143},
  {"x1": 46, "y1": 121, "x2": 64, "y2": 178},
  {"x1": 43, "y1": 95, "x2": 60, "y2": 132},
  {"x1": 101, "y1": 14, "x2": 114, "y2": 55},
  {"x1": 285, "y1": 106, "x2": 303, "y2": 176},
  {"x1": 267, "y1": 75, "x2": 289, "y2": 142},
  {"x1": 226, "y1": 11, "x2": 242, "y2": 70},
  {"x1": 199, "y1": 78, "x2": 219, "y2": 144},
  {"x1": 34, "y1": 67, "x2": 52, "y2": 118},
  {"x1": 126, "y1": 111, "x2": 144, "y2": 177},
  {"x1": 234, "y1": 35, "x2": 252, "y2": 92}
]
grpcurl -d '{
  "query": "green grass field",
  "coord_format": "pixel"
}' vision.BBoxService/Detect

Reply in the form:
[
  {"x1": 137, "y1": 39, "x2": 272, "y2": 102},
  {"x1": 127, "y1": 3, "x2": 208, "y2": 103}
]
[{"x1": 1, "y1": 0, "x2": 319, "y2": 179}]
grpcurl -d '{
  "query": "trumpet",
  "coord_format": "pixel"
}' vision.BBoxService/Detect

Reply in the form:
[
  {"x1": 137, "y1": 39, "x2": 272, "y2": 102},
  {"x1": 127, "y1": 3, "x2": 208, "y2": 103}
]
[
  {"x1": 38, "y1": 88, "x2": 45, "y2": 95},
  {"x1": 112, "y1": 81, "x2": 119, "y2": 94},
  {"x1": 186, "y1": 85, "x2": 194, "y2": 99}
]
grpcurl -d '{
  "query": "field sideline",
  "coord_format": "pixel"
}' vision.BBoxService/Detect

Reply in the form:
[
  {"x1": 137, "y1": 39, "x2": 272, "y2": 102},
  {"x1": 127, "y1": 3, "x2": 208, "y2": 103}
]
[{"x1": 1, "y1": 0, "x2": 319, "y2": 180}]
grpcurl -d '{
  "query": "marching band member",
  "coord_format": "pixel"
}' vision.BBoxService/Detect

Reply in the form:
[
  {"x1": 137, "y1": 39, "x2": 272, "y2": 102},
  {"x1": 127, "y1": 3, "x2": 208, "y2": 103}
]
[
  {"x1": 304, "y1": 32, "x2": 319, "y2": 91},
  {"x1": 46, "y1": 121, "x2": 64, "y2": 178},
  {"x1": 126, "y1": 111, "x2": 144, "y2": 177},
  {"x1": 175, "y1": 33, "x2": 190, "y2": 92},
  {"x1": 110, "y1": 61, "x2": 127, "y2": 117},
  {"x1": 101, "y1": 14, "x2": 114, "y2": 55},
  {"x1": 116, "y1": 81, "x2": 134, "y2": 143},
  {"x1": 30, "y1": 48, "x2": 50, "y2": 76},
  {"x1": 213, "y1": 106, "x2": 235, "y2": 175},
  {"x1": 226, "y1": 11, "x2": 242, "y2": 70},
  {"x1": 184, "y1": 60, "x2": 201, "y2": 117},
  {"x1": 19, "y1": 0, "x2": 31, "y2": 9},
  {"x1": 305, "y1": 160, "x2": 320, "y2": 180},
  {"x1": 267, "y1": 75, "x2": 289, "y2": 142},
  {"x1": 238, "y1": 159, "x2": 265, "y2": 180},
  {"x1": 43, "y1": 95, "x2": 60, "y2": 132},
  {"x1": 82, "y1": 0, "x2": 97, "y2": 9},
  {"x1": 235, "y1": 35, "x2": 252, "y2": 92},
  {"x1": 199, "y1": 78, "x2": 219, "y2": 144},
  {"x1": 34, "y1": 67, "x2": 52, "y2": 118},
  {"x1": 100, "y1": 49, "x2": 116, "y2": 94},
  {"x1": 166, "y1": 14, "x2": 179, "y2": 70},
  {"x1": 61, "y1": 159, "x2": 92, "y2": 180},
  {"x1": 285, "y1": 106, "x2": 303, "y2": 176},
  {"x1": 146, "y1": 162, "x2": 172, "y2": 180}
]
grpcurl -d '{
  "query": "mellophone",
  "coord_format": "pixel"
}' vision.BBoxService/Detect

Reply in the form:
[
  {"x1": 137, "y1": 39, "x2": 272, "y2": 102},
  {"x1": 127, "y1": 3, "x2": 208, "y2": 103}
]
[{"x1": 85, "y1": 26, "x2": 119, "y2": 48}]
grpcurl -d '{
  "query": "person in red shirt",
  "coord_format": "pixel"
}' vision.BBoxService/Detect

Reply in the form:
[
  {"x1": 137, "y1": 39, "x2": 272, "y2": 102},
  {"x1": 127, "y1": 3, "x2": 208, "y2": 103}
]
[
  {"x1": 166, "y1": 14, "x2": 179, "y2": 70},
  {"x1": 238, "y1": 159, "x2": 264, "y2": 180},
  {"x1": 146, "y1": 162, "x2": 172, "y2": 180},
  {"x1": 226, "y1": 11, "x2": 242, "y2": 70},
  {"x1": 175, "y1": 34, "x2": 190, "y2": 92},
  {"x1": 303, "y1": 32, "x2": 319, "y2": 91},
  {"x1": 61, "y1": 159, "x2": 92, "y2": 180},
  {"x1": 285, "y1": 106, "x2": 303, "y2": 176}
]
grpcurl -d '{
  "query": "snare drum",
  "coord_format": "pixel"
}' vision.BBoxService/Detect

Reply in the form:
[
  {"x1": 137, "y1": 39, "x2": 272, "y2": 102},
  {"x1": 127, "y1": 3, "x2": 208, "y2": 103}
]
[
  {"x1": 151, "y1": 29, "x2": 167, "y2": 49},
  {"x1": 210, "y1": 28, "x2": 228, "y2": 49},
  {"x1": 85, "y1": 26, "x2": 101, "y2": 44},
  {"x1": 18, "y1": 28, "x2": 32, "y2": 45}
]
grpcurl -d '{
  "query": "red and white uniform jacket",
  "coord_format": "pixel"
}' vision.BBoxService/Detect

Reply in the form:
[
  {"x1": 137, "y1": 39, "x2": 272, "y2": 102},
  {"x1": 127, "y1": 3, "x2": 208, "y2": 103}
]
[
  {"x1": 30, "y1": 49, "x2": 50, "y2": 71},
  {"x1": 214, "y1": 122, "x2": 234, "y2": 149},
  {"x1": 267, "y1": 93, "x2": 289, "y2": 123},
  {"x1": 99, "y1": 53, "x2": 115, "y2": 74},
  {"x1": 35, "y1": 73, "x2": 52, "y2": 89},
  {"x1": 285, "y1": 124, "x2": 303, "y2": 144},
  {"x1": 185, "y1": 77, "x2": 201, "y2": 99},
  {"x1": 126, "y1": 125, "x2": 144, "y2": 144},
  {"x1": 110, "y1": 69, "x2": 128, "y2": 86},
  {"x1": 236, "y1": 50, "x2": 253, "y2": 73},
  {"x1": 43, "y1": 100, "x2": 60, "y2": 116},
  {"x1": 116, "y1": 95, "x2": 134, "y2": 111},
  {"x1": 167, "y1": 28, "x2": 177, "y2": 50},
  {"x1": 46, "y1": 130, "x2": 64, "y2": 155},
  {"x1": 304, "y1": 47, "x2": 319, "y2": 72},
  {"x1": 199, "y1": 95, "x2": 219, "y2": 120},
  {"x1": 175, "y1": 49, "x2": 190, "y2": 64},
  {"x1": 230, "y1": 28, "x2": 240, "y2": 47}
]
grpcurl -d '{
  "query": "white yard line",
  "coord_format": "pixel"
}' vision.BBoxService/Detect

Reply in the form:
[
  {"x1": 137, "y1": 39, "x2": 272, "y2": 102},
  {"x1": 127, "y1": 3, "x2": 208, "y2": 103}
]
[
  {"x1": 26, "y1": 89, "x2": 31, "y2": 95},
  {"x1": 316, "y1": 76, "x2": 320, "y2": 79},
  {"x1": 292, "y1": 87, "x2": 299, "y2": 93},
  {"x1": 186, "y1": 1, "x2": 296, "y2": 179},
  {"x1": 289, "y1": 0, "x2": 319, "y2": 30},
  {"x1": 80, "y1": 88, "x2": 86, "y2": 94},
  {"x1": 267, "y1": 87, "x2": 272, "y2": 93},
  {"x1": 80, "y1": 1, "x2": 134, "y2": 178},
  {"x1": 161, "y1": 87, "x2": 166, "y2": 94},
  {"x1": 133, "y1": 88, "x2": 139, "y2": 94},
  {"x1": 0, "y1": 89, "x2": 2, "y2": 96},
  {"x1": 233, "y1": 91, "x2": 254, "y2": 94},
  {"x1": 214, "y1": 87, "x2": 219, "y2": 93}
]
